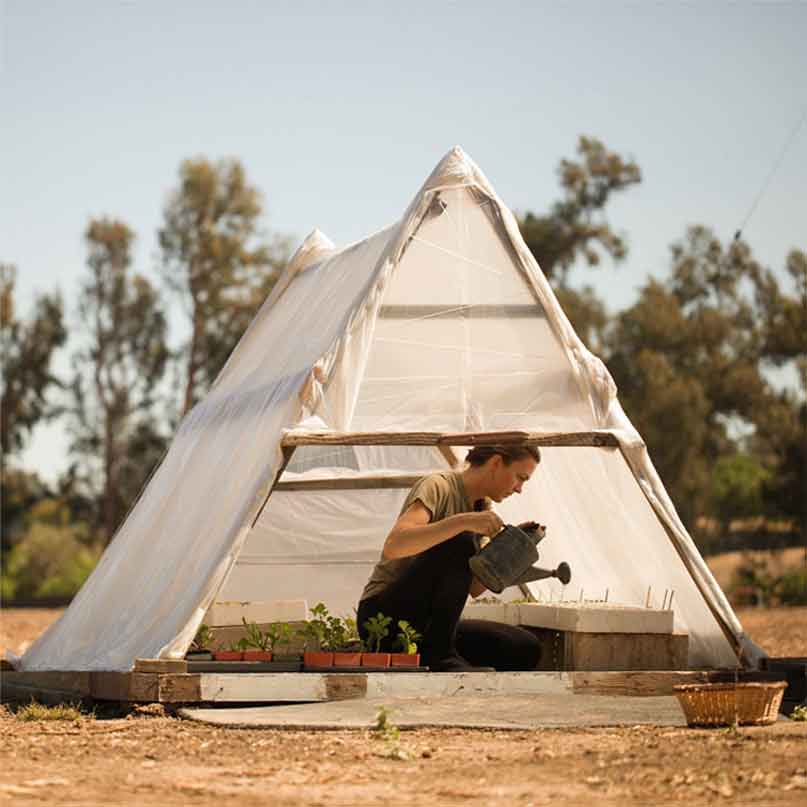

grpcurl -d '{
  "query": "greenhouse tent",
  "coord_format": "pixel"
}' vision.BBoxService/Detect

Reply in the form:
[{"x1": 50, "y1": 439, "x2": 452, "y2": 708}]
[{"x1": 17, "y1": 146, "x2": 761, "y2": 672}]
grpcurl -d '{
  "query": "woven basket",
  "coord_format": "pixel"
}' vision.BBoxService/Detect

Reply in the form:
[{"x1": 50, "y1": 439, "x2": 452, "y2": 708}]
[{"x1": 673, "y1": 681, "x2": 787, "y2": 727}]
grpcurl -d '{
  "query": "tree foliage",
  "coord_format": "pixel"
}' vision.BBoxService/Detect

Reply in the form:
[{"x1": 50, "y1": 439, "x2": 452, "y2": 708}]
[
  {"x1": 519, "y1": 136, "x2": 641, "y2": 286},
  {"x1": 751, "y1": 248, "x2": 807, "y2": 541},
  {"x1": 606, "y1": 228, "x2": 772, "y2": 525},
  {"x1": 158, "y1": 157, "x2": 289, "y2": 414},
  {"x1": 0, "y1": 263, "x2": 66, "y2": 459},
  {"x1": 69, "y1": 219, "x2": 169, "y2": 543}
]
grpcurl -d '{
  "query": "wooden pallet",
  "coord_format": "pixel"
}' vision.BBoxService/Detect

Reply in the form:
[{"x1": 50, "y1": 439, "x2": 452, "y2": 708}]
[{"x1": 1, "y1": 660, "x2": 736, "y2": 705}]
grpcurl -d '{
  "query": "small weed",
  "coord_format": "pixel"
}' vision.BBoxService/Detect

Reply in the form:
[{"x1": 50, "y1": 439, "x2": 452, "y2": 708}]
[
  {"x1": 790, "y1": 705, "x2": 807, "y2": 722},
  {"x1": 373, "y1": 705, "x2": 411, "y2": 760},
  {"x1": 373, "y1": 705, "x2": 400, "y2": 741},
  {"x1": 15, "y1": 701, "x2": 87, "y2": 722}
]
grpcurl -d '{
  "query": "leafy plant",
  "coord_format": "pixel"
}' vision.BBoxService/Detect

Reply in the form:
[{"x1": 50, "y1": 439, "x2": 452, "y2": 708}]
[
  {"x1": 241, "y1": 618, "x2": 271, "y2": 651},
  {"x1": 263, "y1": 622, "x2": 293, "y2": 654},
  {"x1": 300, "y1": 602, "x2": 331, "y2": 651},
  {"x1": 373, "y1": 705, "x2": 410, "y2": 760},
  {"x1": 228, "y1": 638, "x2": 248, "y2": 653},
  {"x1": 190, "y1": 624, "x2": 213, "y2": 652},
  {"x1": 363, "y1": 612, "x2": 392, "y2": 653},
  {"x1": 395, "y1": 620, "x2": 422, "y2": 654}
]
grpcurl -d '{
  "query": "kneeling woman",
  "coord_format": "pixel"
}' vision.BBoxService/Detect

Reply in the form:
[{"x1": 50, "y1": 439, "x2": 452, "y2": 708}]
[{"x1": 357, "y1": 444, "x2": 543, "y2": 672}]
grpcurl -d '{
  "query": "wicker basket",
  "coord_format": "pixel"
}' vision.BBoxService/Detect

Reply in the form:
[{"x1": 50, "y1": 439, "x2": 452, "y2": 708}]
[{"x1": 673, "y1": 681, "x2": 787, "y2": 727}]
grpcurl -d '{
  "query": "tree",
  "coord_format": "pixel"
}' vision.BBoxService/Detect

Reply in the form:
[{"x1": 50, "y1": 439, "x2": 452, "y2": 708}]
[
  {"x1": 710, "y1": 453, "x2": 770, "y2": 529},
  {"x1": 519, "y1": 136, "x2": 641, "y2": 286},
  {"x1": 752, "y1": 248, "x2": 807, "y2": 549},
  {"x1": 0, "y1": 263, "x2": 66, "y2": 459},
  {"x1": 158, "y1": 157, "x2": 290, "y2": 414},
  {"x1": 69, "y1": 219, "x2": 169, "y2": 544},
  {"x1": 606, "y1": 229, "x2": 772, "y2": 528}
]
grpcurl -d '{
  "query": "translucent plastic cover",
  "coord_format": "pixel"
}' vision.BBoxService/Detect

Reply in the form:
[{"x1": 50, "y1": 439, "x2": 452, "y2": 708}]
[{"x1": 18, "y1": 147, "x2": 757, "y2": 672}]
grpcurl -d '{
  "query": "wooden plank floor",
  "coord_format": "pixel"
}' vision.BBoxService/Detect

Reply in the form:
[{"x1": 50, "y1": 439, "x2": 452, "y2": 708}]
[{"x1": 1, "y1": 669, "x2": 727, "y2": 704}]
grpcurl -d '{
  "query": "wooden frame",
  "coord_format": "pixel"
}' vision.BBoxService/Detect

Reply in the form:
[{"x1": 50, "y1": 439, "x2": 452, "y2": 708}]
[
  {"x1": 1, "y1": 667, "x2": 733, "y2": 705},
  {"x1": 281, "y1": 430, "x2": 619, "y2": 449}
]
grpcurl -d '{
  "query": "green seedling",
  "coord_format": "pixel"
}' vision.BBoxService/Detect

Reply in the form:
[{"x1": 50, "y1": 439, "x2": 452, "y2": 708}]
[
  {"x1": 241, "y1": 618, "x2": 271, "y2": 651},
  {"x1": 190, "y1": 623, "x2": 213, "y2": 651},
  {"x1": 395, "y1": 620, "x2": 422, "y2": 655},
  {"x1": 363, "y1": 612, "x2": 392, "y2": 653},
  {"x1": 228, "y1": 637, "x2": 249, "y2": 653},
  {"x1": 301, "y1": 602, "x2": 331, "y2": 651},
  {"x1": 263, "y1": 622, "x2": 293, "y2": 653},
  {"x1": 373, "y1": 705, "x2": 411, "y2": 760}
]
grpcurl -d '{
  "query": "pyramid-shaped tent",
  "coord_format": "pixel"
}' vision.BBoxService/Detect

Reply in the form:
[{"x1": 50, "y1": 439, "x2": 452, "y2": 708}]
[{"x1": 19, "y1": 147, "x2": 761, "y2": 672}]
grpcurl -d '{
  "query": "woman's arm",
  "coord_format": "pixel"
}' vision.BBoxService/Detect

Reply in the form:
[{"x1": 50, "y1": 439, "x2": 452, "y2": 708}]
[{"x1": 382, "y1": 503, "x2": 503, "y2": 560}]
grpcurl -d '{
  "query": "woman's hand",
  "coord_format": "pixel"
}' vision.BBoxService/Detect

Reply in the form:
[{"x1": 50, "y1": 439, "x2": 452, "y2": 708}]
[{"x1": 465, "y1": 510, "x2": 504, "y2": 537}]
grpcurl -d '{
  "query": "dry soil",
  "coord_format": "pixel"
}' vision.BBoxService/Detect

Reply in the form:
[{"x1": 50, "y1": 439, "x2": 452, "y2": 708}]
[{"x1": 2, "y1": 606, "x2": 806, "y2": 805}]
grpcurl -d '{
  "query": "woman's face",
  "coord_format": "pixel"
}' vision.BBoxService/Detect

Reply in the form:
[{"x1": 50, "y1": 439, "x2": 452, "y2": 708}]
[{"x1": 485, "y1": 455, "x2": 538, "y2": 502}]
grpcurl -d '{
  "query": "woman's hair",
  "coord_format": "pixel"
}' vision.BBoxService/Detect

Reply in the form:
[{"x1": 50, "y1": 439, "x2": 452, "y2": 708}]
[{"x1": 465, "y1": 444, "x2": 541, "y2": 467}]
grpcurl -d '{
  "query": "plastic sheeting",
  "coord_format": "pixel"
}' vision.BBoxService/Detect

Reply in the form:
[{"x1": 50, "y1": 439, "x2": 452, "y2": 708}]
[{"x1": 18, "y1": 146, "x2": 758, "y2": 672}]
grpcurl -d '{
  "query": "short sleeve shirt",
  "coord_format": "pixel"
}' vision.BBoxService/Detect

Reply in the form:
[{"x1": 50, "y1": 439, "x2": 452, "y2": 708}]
[{"x1": 359, "y1": 471, "x2": 473, "y2": 602}]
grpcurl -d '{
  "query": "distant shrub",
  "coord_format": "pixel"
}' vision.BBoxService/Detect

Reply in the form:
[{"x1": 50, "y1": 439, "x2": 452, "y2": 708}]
[
  {"x1": 728, "y1": 555, "x2": 807, "y2": 607},
  {"x1": 776, "y1": 569, "x2": 807, "y2": 606},
  {"x1": 3, "y1": 521, "x2": 101, "y2": 601}
]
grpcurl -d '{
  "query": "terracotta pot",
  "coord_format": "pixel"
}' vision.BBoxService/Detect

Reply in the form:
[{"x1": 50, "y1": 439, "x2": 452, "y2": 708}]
[
  {"x1": 214, "y1": 651, "x2": 243, "y2": 661},
  {"x1": 390, "y1": 653, "x2": 421, "y2": 667},
  {"x1": 304, "y1": 651, "x2": 334, "y2": 667},
  {"x1": 333, "y1": 652, "x2": 362, "y2": 667},
  {"x1": 242, "y1": 650, "x2": 273, "y2": 662},
  {"x1": 361, "y1": 652, "x2": 391, "y2": 668}
]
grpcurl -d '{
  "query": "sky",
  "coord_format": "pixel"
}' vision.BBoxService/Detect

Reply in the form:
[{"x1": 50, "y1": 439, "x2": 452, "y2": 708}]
[{"x1": 2, "y1": 1, "x2": 806, "y2": 482}]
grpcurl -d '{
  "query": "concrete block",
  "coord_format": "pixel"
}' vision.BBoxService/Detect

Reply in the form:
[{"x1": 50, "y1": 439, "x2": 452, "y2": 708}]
[{"x1": 523, "y1": 603, "x2": 673, "y2": 634}]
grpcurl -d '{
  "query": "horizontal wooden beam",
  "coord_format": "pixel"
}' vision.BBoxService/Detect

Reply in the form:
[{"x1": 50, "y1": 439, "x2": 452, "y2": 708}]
[
  {"x1": 281, "y1": 430, "x2": 619, "y2": 449},
  {"x1": 275, "y1": 475, "x2": 424, "y2": 492}
]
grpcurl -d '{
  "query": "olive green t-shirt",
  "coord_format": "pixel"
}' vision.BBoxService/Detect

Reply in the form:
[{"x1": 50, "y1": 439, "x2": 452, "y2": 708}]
[{"x1": 359, "y1": 471, "x2": 475, "y2": 602}]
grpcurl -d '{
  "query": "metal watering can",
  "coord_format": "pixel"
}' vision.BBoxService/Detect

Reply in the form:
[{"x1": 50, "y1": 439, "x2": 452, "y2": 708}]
[{"x1": 468, "y1": 523, "x2": 572, "y2": 595}]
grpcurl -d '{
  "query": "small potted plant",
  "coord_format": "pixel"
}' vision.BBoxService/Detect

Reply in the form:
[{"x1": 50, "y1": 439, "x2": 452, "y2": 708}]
[
  {"x1": 361, "y1": 612, "x2": 392, "y2": 667},
  {"x1": 332, "y1": 616, "x2": 362, "y2": 667},
  {"x1": 214, "y1": 638, "x2": 247, "y2": 662},
  {"x1": 301, "y1": 602, "x2": 334, "y2": 668},
  {"x1": 390, "y1": 620, "x2": 421, "y2": 667},
  {"x1": 187, "y1": 624, "x2": 214, "y2": 660},
  {"x1": 241, "y1": 618, "x2": 273, "y2": 662},
  {"x1": 265, "y1": 622, "x2": 299, "y2": 662}
]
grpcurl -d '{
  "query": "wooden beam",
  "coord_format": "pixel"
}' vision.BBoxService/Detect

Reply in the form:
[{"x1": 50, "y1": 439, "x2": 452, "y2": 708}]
[
  {"x1": 281, "y1": 430, "x2": 619, "y2": 449},
  {"x1": 275, "y1": 475, "x2": 424, "y2": 492},
  {"x1": 134, "y1": 658, "x2": 188, "y2": 674},
  {"x1": 250, "y1": 444, "x2": 297, "y2": 528},
  {"x1": 158, "y1": 674, "x2": 202, "y2": 703},
  {"x1": 438, "y1": 445, "x2": 460, "y2": 468},
  {"x1": 90, "y1": 672, "x2": 158, "y2": 701}
]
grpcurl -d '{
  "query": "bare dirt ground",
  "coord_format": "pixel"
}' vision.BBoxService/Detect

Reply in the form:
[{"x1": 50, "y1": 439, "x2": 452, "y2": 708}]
[{"x1": 2, "y1": 606, "x2": 807, "y2": 805}]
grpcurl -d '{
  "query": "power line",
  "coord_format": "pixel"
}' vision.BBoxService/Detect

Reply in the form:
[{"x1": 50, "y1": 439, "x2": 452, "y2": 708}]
[{"x1": 734, "y1": 105, "x2": 807, "y2": 242}]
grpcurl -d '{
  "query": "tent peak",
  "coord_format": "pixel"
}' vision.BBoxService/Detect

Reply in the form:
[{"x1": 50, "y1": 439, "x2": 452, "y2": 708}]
[
  {"x1": 287, "y1": 228, "x2": 336, "y2": 276},
  {"x1": 421, "y1": 145, "x2": 493, "y2": 198}
]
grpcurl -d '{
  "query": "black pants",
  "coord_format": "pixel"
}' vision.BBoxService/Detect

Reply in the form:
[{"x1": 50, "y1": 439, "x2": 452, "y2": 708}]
[{"x1": 357, "y1": 532, "x2": 540, "y2": 670}]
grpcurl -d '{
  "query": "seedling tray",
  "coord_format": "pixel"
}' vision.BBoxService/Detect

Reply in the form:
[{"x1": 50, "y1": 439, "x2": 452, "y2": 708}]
[
  {"x1": 303, "y1": 665, "x2": 430, "y2": 673},
  {"x1": 187, "y1": 660, "x2": 302, "y2": 673}
]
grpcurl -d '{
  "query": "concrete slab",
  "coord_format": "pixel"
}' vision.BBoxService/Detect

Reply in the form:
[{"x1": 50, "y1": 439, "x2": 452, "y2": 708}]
[
  {"x1": 179, "y1": 694, "x2": 688, "y2": 730},
  {"x1": 463, "y1": 602, "x2": 674, "y2": 634}
]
